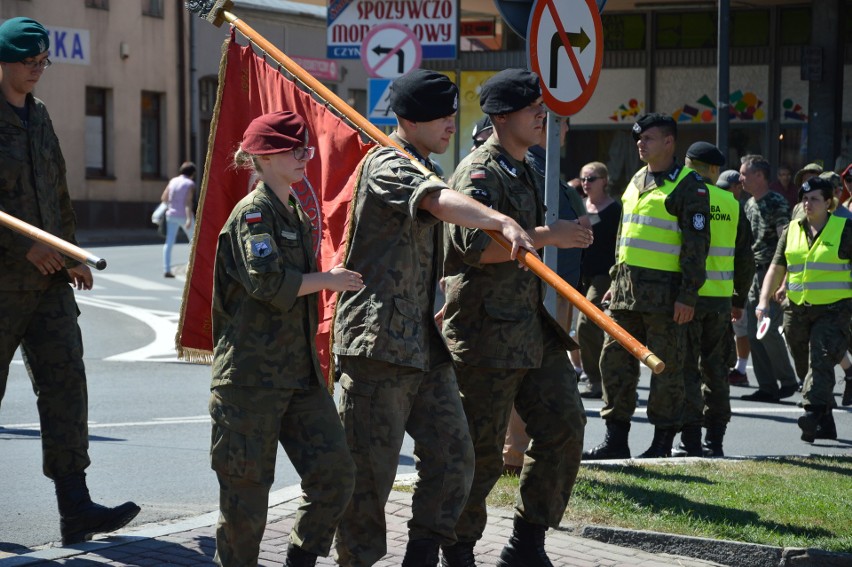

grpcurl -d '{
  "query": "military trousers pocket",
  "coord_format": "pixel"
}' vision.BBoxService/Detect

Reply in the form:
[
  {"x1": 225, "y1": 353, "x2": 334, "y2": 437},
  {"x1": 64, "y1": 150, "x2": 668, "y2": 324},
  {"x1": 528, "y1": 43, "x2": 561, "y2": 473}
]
[
  {"x1": 338, "y1": 373, "x2": 376, "y2": 454},
  {"x1": 209, "y1": 390, "x2": 272, "y2": 485}
]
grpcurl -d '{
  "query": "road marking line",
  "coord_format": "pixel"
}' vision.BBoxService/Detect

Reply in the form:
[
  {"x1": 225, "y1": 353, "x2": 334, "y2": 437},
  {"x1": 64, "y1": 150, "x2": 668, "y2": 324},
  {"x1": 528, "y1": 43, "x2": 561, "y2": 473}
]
[{"x1": 95, "y1": 273, "x2": 177, "y2": 291}]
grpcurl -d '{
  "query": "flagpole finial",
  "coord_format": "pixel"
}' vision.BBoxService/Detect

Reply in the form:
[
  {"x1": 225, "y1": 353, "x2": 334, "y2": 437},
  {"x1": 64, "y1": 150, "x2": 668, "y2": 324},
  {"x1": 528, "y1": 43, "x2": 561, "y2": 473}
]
[{"x1": 186, "y1": 0, "x2": 234, "y2": 27}]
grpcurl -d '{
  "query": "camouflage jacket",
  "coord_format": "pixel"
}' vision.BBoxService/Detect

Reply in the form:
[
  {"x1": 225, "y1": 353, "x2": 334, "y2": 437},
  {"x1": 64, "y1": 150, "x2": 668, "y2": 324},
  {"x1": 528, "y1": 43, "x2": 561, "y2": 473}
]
[
  {"x1": 442, "y1": 137, "x2": 576, "y2": 369},
  {"x1": 0, "y1": 92, "x2": 78, "y2": 290},
  {"x1": 609, "y1": 162, "x2": 711, "y2": 312},
  {"x1": 744, "y1": 190, "x2": 791, "y2": 267},
  {"x1": 211, "y1": 183, "x2": 322, "y2": 389},
  {"x1": 332, "y1": 132, "x2": 450, "y2": 371}
]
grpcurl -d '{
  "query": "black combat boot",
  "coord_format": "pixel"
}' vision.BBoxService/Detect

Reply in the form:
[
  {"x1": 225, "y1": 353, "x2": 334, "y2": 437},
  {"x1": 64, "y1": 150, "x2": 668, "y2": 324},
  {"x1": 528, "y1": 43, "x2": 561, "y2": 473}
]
[
  {"x1": 441, "y1": 541, "x2": 476, "y2": 567},
  {"x1": 703, "y1": 424, "x2": 727, "y2": 457},
  {"x1": 671, "y1": 424, "x2": 705, "y2": 457},
  {"x1": 402, "y1": 539, "x2": 439, "y2": 567},
  {"x1": 843, "y1": 377, "x2": 852, "y2": 407},
  {"x1": 798, "y1": 405, "x2": 827, "y2": 443},
  {"x1": 495, "y1": 516, "x2": 553, "y2": 567},
  {"x1": 814, "y1": 409, "x2": 837, "y2": 440},
  {"x1": 55, "y1": 472, "x2": 140, "y2": 545},
  {"x1": 636, "y1": 428, "x2": 677, "y2": 458},
  {"x1": 581, "y1": 421, "x2": 631, "y2": 460},
  {"x1": 284, "y1": 543, "x2": 318, "y2": 567}
]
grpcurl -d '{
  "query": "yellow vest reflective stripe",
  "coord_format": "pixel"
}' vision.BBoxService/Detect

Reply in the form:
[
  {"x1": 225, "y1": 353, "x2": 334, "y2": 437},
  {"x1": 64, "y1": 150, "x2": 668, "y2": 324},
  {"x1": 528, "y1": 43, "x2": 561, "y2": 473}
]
[
  {"x1": 618, "y1": 166, "x2": 692, "y2": 272},
  {"x1": 785, "y1": 214, "x2": 852, "y2": 305},
  {"x1": 698, "y1": 185, "x2": 738, "y2": 297}
]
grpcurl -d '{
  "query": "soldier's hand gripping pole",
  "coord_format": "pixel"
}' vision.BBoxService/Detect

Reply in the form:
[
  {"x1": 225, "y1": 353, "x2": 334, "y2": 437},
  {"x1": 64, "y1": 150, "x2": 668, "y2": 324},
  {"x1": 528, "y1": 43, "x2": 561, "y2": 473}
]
[
  {"x1": 0, "y1": 209, "x2": 107, "y2": 270},
  {"x1": 185, "y1": 0, "x2": 665, "y2": 374},
  {"x1": 486, "y1": 231, "x2": 664, "y2": 374}
]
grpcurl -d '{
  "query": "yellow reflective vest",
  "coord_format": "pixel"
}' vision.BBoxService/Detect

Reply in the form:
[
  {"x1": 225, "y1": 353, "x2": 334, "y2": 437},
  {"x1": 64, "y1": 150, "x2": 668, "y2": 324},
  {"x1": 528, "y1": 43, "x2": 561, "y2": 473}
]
[
  {"x1": 698, "y1": 185, "x2": 738, "y2": 297},
  {"x1": 618, "y1": 166, "x2": 693, "y2": 272},
  {"x1": 785, "y1": 214, "x2": 852, "y2": 305}
]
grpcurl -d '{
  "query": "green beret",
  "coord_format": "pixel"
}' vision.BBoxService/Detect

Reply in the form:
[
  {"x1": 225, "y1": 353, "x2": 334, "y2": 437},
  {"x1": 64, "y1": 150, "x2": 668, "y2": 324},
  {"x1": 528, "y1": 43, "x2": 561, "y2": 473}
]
[{"x1": 0, "y1": 17, "x2": 50, "y2": 63}]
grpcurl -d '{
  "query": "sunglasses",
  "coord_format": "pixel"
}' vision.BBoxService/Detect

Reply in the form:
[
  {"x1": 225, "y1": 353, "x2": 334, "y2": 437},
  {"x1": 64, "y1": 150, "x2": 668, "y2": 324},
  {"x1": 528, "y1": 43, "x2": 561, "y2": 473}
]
[
  {"x1": 581, "y1": 176, "x2": 601, "y2": 183},
  {"x1": 292, "y1": 146, "x2": 315, "y2": 161}
]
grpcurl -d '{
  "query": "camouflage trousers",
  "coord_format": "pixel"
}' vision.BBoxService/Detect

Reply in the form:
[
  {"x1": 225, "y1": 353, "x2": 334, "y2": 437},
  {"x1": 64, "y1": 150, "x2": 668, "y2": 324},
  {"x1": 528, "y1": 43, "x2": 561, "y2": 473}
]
[
  {"x1": 782, "y1": 299, "x2": 852, "y2": 408},
  {"x1": 453, "y1": 332, "x2": 586, "y2": 542},
  {"x1": 576, "y1": 273, "x2": 612, "y2": 387},
  {"x1": 747, "y1": 266, "x2": 797, "y2": 395},
  {"x1": 682, "y1": 309, "x2": 735, "y2": 427},
  {"x1": 599, "y1": 309, "x2": 686, "y2": 429},
  {"x1": 334, "y1": 356, "x2": 474, "y2": 567},
  {"x1": 210, "y1": 381, "x2": 354, "y2": 566},
  {"x1": 0, "y1": 283, "x2": 90, "y2": 479}
]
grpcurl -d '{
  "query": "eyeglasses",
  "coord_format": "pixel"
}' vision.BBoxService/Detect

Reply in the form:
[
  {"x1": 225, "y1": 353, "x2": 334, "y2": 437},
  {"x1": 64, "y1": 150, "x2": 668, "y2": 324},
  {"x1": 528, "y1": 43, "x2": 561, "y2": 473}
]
[
  {"x1": 581, "y1": 176, "x2": 601, "y2": 183},
  {"x1": 292, "y1": 146, "x2": 315, "y2": 161},
  {"x1": 19, "y1": 58, "x2": 51, "y2": 70}
]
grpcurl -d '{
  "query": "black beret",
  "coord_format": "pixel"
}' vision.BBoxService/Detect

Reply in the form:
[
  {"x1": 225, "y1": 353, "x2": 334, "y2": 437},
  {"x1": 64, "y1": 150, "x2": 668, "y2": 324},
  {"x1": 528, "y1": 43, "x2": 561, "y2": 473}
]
[
  {"x1": 632, "y1": 113, "x2": 677, "y2": 140},
  {"x1": 0, "y1": 17, "x2": 49, "y2": 63},
  {"x1": 389, "y1": 69, "x2": 458, "y2": 122},
  {"x1": 686, "y1": 141, "x2": 725, "y2": 167},
  {"x1": 471, "y1": 115, "x2": 493, "y2": 144},
  {"x1": 800, "y1": 176, "x2": 833, "y2": 195},
  {"x1": 480, "y1": 69, "x2": 541, "y2": 114}
]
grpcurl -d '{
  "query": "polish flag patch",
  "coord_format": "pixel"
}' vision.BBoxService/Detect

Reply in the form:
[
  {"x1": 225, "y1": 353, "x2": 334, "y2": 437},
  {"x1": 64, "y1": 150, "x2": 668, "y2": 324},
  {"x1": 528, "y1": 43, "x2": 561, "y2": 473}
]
[
  {"x1": 470, "y1": 170, "x2": 487, "y2": 180},
  {"x1": 697, "y1": 187, "x2": 707, "y2": 196},
  {"x1": 245, "y1": 212, "x2": 262, "y2": 224}
]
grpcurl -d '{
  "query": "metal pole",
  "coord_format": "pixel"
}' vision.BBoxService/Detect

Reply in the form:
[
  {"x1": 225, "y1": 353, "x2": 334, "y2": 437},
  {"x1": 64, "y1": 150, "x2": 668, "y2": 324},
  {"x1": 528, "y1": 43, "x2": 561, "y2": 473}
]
[
  {"x1": 717, "y1": 0, "x2": 730, "y2": 160},
  {"x1": 543, "y1": 112, "x2": 560, "y2": 316}
]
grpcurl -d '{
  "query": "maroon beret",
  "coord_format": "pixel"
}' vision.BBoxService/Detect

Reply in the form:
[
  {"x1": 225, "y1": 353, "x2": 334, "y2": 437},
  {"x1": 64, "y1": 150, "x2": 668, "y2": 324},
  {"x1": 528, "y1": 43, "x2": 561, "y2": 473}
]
[{"x1": 241, "y1": 111, "x2": 307, "y2": 155}]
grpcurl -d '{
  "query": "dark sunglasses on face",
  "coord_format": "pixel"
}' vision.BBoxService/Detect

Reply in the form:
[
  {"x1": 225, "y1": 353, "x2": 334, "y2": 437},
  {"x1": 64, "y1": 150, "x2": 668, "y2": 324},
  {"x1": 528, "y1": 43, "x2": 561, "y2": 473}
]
[{"x1": 581, "y1": 176, "x2": 601, "y2": 183}]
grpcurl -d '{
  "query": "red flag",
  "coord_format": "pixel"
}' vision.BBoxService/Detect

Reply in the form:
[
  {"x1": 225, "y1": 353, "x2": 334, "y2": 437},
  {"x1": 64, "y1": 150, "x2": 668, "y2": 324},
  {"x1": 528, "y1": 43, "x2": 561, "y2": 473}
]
[{"x1": 177, "y1": 33, "x2": 372, "y2": 386}]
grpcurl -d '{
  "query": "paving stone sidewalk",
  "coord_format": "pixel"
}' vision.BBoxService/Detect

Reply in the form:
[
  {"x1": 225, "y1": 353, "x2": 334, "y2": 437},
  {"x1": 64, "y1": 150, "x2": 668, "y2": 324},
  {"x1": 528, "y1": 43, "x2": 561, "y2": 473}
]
[{"x1": 1, "y1": 486, "x2": 725, "y2": 567}]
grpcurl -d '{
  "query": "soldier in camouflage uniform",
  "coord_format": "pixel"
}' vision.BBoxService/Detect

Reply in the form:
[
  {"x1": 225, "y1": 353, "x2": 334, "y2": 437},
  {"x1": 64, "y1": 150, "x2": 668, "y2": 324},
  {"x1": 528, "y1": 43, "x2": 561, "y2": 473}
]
[
  {"x1": 673, "y1": 142, "x2": 754, "y2": 458},
  {"x1": 440, "y1": 69, "x2": 592, "y2": 567},
  {"x1": 0, "y1": 17, "x2": 140, "y2": 546},
  {"x1": 210, "y1": 112, "x2": 360, "y2": 567},
  {"x1": 755, "y1": 177, "x2": 852, "y2": 442},
  {"x1": 583, "y1": 113, "x2": 711, "y2": 460},
  {"x1": 739, "y1": 155, "x2": 799, "y2": 402},
  {"x1": 332, "y1": 70, "x2": 536, "y2": 567}
]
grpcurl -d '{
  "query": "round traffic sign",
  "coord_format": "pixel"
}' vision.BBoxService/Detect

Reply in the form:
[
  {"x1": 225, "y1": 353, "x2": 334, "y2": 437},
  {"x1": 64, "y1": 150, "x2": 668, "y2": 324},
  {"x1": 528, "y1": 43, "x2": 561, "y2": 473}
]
[
  {"x1": 526, "y1": 0, "x2": 603, "y2": 116},
  {"x1": 360, "y1": 23, "x2": 422, "y2": 79}
]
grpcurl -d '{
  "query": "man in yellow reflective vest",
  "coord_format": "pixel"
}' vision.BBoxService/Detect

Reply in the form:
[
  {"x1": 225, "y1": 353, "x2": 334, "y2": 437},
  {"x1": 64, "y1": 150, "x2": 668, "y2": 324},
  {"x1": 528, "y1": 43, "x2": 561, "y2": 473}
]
[
  {"x1": 583, "y1": 113, "x2": 710, "y2": 460},
  {"x1": 672, "y1": 142, "x2": 754, "y2": 458}
]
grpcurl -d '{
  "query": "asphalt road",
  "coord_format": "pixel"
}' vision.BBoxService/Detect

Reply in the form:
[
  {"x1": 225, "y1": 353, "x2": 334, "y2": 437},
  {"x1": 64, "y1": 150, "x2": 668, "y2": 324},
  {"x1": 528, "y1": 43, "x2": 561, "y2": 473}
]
[{"x1": 0, "y1": 241, "x2": 849, "y2": 552}]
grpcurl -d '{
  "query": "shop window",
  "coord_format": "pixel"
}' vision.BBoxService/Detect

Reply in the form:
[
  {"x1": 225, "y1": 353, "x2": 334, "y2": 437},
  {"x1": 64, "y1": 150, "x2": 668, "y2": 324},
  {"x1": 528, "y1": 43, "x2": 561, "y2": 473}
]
[
  {"x1": 602, "y1": 13, "x2": 645, "y2": 51},
  {"x1": 656, "y1": 12, "x2": 716, "y2": 50},
  {"x1": 731, "y1": 10, "x2": 769, "y2": 47},
  {"x1": 779, "y1": 8, "x2": 810, "y2": 46}
]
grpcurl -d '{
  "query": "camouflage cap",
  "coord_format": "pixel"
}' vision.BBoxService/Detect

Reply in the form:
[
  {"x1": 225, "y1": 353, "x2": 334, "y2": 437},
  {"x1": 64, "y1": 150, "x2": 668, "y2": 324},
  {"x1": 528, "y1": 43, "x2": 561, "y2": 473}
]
[
  {"x1": 793, "y1": 162, "x2": 823, "y2": 187},
  {"x1": 716, "y1": 169, "x2": 741, "y2": 190},
  {"x1": 0, "y1": 17, "x2": 49, "y2": 63},
  {"x1": 818, "y1": 171, "x2": 842, "y2": 190}
]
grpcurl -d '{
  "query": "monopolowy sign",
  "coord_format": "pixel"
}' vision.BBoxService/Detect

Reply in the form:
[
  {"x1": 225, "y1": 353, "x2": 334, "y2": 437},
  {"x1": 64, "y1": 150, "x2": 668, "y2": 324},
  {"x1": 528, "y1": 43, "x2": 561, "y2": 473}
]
[{"x1": 327, "y1": 0, "x2": 457, "y2": 59}]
